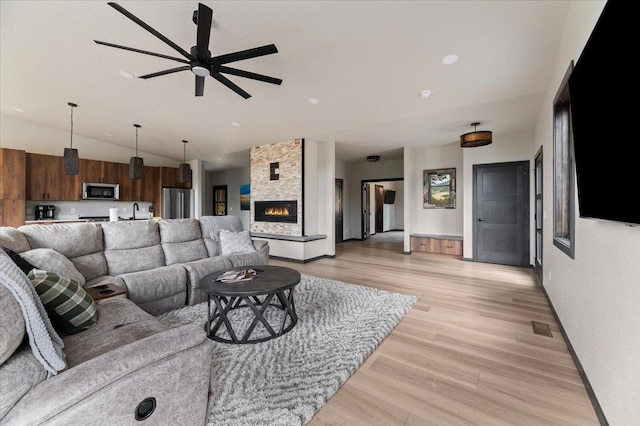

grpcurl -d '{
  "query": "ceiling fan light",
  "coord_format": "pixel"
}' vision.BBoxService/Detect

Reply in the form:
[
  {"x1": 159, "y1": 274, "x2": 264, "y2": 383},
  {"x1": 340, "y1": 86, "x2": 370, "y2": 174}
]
[
  {"x1": 367, "y1": 155, "x2": 381, "y2": 162},
  {"x1": 460, "y1": 122, "x2": 493, "y2": 148},
  {"x1": 191, "y1": 65, "x2": 209, "y2": 77}
]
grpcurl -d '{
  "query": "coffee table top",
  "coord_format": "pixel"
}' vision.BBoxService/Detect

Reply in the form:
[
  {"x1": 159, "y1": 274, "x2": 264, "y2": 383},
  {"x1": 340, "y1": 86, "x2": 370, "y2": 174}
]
[{"x1": 198, "y1": 265, "x2": 301, "y2": 297}]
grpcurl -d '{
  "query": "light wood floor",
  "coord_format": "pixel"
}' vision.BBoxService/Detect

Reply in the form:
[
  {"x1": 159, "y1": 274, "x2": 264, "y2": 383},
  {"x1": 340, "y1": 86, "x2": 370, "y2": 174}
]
[{"x1": 270, "y1": 240, "x2": 600, "y2": 426}]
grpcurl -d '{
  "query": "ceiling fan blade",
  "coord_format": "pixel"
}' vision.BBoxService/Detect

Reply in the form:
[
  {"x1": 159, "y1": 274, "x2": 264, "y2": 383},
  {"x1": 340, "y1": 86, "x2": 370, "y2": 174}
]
[
  {"x1": 195, "y1": 76, "x2": 205, "y2": 97},
  {"x1": 213, "y1": 44, "x2": 278, "y2": 65},
  {"x1": 217, "y1": 66, "x2": 282, "y2": 85},
  {"x1": 138, "y1": 66, "x2": 191, "y2": 79},
  {"x1": 107, "y1": 2, "x2": 194, "y2": 61},
  {"x1": 210, "y1": 71, "x2": 251, "y2": 99},
  {"x1": 94, "y1": 40, "x2": 190, "y2": 64},
  {"x1": 195, "y1": 3, "x2": 213, "y2": 56}
]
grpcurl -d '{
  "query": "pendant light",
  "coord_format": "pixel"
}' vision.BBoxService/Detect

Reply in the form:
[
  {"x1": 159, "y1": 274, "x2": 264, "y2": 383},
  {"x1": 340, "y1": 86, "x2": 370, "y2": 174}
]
[
  {"x1": 179, "y1": 140, "x2": 192, "y2": 184},
  {"x1": 63, "y1": 102, "x2": 79, "y2": 175},
  {"x1": 129, "y1": 124, "x2": 144, "y2": 179},
  {"x1": 460, "y1": 122, "x2": 493, "y2": 148}
]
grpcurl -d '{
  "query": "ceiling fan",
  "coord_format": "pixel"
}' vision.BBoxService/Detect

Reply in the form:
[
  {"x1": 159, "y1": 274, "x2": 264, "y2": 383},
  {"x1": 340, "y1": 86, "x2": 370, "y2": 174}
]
[{"x1": 94, "y1": 2, "x2": 282, "y2": 98}]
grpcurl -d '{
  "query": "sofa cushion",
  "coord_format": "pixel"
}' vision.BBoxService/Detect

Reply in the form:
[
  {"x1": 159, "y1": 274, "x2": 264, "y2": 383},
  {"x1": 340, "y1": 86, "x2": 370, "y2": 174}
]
[
  {"x1": 0, "y1": 345, "x2": 48, "y2": 420},
  {"x1": 159, "y1": 219, "x2": 208, "y2": 265},
  {"x1": 119, "y1": 264, "x2": 187, "y2": 315},
  {"x1": 18, "y1": 223, "x2": 103, "y2": 259},
  {"x1": 182, "y1": 256, "x2": 233, "y2": 305},
  {"x1": 102, "y1": 221, "x2": 165, "y2": 275},
  {"x1": 61, "y1": 297, "x2": 167, "y2": 368},
  {"x1": 0, "y1": 284, "x2": 25, "y2": 365},
  {"x1": 0, "y1": 227, "x2": 31, "y2": 253},
  {"x1": 199, "y1": 216, "x2": 244, "y2": 257},
  {"x1": 0, "y1": 246, "x2": 36, "y2": 275},
  {"x1": 222, "y1": 251, "x2": 269, "y2": 268},
  {"x1": 219, "y1": 229, "x2": 256, "y2": 255},
  {"x1": 28, "y1": 269, "x2": 97, "y2": 335},
  {"x1": 21, "y1": 248, "x2": 86, "y2": 288},
  {"x1": 70, "y1": 252, "x2": 109, "y2": 282}
]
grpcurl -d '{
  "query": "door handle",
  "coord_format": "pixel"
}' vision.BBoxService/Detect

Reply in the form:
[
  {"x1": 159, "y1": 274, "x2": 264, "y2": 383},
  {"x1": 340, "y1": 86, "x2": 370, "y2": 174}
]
[{"x1": 478, "y1": 218, "x2": 485, "y2": 222}]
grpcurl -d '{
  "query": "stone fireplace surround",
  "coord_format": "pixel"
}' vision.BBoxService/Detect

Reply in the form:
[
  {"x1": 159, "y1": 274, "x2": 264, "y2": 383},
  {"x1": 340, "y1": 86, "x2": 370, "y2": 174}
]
[{"x1": 249, "y1": 139, "x2": 327, "y2": 262}]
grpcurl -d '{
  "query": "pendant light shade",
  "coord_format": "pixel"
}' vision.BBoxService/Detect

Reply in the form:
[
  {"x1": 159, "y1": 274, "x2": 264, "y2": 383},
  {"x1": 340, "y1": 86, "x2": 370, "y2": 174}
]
[
  {"x1": 63, "y1": 102, "x2": 79, "y2": 175},
  {"x1": 129, "y1": 124, "x2": 144, "y2": 179},
  {"x1": 179, "y1": 140, "x2": 192, "y2": 184},
  {"x1": 460, "y1": 122, "x2": 492, "y2": 148}
]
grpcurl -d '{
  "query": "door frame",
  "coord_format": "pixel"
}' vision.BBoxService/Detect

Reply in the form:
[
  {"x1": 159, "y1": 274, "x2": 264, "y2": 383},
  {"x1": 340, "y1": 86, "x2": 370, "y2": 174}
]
[
  {"x1": 534, "y1": 147, "x2": 543, "y2": 284},
  {"x1": 335, "y1": 178, "x2": 344, "y2": 243},
  {"x1": 472, "y1": 160, "x2": 530, "y2": 266},
  {"x1": 375, "y1": 184, "x2": 384, "y2": 233},
  {"x1": 360, "y1": 177, "x2": 403, "y2": 240}
]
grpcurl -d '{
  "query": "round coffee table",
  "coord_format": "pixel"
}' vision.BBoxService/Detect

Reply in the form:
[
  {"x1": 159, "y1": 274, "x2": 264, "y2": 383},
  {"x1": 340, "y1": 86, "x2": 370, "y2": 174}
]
[{"x1": 197, "y1": 265, "x2": 301, "y2": 344}]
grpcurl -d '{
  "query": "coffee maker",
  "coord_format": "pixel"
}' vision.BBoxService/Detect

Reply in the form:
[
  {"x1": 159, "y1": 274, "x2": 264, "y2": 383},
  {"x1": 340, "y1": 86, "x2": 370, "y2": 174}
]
[{"x1": 35, "y1": 205, "x2": 55, "y2": 220}]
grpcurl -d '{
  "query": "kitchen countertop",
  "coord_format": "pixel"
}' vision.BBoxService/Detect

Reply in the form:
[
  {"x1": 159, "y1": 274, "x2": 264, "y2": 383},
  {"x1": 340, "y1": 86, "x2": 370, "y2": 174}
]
[{"x1": 24, "y1": 217, "x2": 162, "y2": 225}]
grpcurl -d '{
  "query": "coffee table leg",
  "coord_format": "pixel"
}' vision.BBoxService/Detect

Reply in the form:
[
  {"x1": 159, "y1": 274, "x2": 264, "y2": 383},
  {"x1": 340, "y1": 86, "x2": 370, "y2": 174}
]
[
  {"x1": 212, "y1": 295, "x2": 239, "y2": 343},
  {"x1": 242, "y1": 293, "x2": 278, "y2": 342}
]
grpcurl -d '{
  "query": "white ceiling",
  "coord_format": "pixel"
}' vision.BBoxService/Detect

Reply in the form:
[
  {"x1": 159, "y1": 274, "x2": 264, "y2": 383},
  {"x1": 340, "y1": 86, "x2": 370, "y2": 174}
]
[{"x1": 0, "y1": 1, "x2": 570, "y2": 169}]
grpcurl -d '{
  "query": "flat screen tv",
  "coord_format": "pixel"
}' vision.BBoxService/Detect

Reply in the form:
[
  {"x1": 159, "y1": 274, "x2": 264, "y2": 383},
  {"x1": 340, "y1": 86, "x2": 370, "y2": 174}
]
[
  {"x1": 568, "y1": 1, "x2": 638, "y2": 225},
  {"x1": 384, "y1": 190, "x2": 396, "y2": 204}
]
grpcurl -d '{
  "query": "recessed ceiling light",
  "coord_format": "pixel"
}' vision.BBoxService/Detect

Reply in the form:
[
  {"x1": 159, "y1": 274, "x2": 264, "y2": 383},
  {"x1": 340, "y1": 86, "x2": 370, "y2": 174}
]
[
  {"x1": 308, "y1": 97, "x2": 320, "y2": 105},
  {"x1": 231, "y1": 121, "x2": 241, "y2": 127},
  {"x1": 441, "y1": 53, "x2": 459, "y2": 65},
  {"x1": 12, "y1": 107, "x2": 25, "y2": 113},
  {"x1": 419, "y1": 90, "x2": 432, "y2": 99},
  {"x1": 119, "y1": 70, "x2": 135, "y2": 79}
]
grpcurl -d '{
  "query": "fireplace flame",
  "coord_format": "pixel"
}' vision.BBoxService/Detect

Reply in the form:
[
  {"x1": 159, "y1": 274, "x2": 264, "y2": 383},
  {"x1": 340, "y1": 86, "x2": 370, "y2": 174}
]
[{"x1": 265, "y1": 207, "x2": 290, "y2": 216}]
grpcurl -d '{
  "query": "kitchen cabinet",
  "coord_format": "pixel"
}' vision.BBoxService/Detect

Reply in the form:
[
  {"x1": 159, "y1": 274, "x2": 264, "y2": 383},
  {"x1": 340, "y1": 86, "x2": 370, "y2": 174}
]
[
  {"x1": 410, "y1": 234, "x2": 463, "y2": 257},
  {"x1": 161, "y1": 166, "x2": 192, "y2": 189},
  {"x1": 0, "y1": 148, "x2": 26, "y2": 227},
  {"x1": 26, "y1": 153, "x2": 66, "y2": 200}
]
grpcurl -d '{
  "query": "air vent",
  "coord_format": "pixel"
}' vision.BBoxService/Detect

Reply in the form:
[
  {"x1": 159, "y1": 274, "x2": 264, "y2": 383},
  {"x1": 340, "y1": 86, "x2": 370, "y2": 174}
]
[{"x1": 531, "y1": 321, "x2": 553, "y2": 337}]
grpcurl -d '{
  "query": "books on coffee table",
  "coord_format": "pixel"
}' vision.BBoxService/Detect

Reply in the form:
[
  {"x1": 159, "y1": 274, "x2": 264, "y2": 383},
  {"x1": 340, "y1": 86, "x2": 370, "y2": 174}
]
[{"x1": 215, "y1": 269, "x2": 257, "y2": 283}]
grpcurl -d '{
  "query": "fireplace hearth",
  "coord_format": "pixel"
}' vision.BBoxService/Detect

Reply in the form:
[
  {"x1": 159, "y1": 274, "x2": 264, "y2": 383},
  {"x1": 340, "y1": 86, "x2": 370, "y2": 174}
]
[{"x1": 255, "y1": 200, "x2": 297, "y2": 223}]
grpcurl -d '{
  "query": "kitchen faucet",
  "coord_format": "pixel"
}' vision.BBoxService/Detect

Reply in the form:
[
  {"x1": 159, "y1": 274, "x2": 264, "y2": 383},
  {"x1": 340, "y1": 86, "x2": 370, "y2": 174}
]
[{"x1": 132, "y1": 202, "x2": 139, "y2": 220}]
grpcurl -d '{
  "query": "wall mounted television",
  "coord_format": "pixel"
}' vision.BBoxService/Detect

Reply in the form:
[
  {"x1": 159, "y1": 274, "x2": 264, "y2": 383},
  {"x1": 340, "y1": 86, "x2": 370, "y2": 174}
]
[
  {"x1": 384, "y1": 190, "x2": 396, "y2": 204},
  {"x1": 568, "y1": 1, "x2": 638, "y2": 225}
]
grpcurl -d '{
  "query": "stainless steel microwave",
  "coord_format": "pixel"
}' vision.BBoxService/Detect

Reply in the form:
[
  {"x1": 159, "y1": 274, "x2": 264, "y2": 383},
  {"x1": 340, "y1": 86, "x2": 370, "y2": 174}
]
[{"x1": 82, "y1": 182, "x2": 120, "y2": 200}]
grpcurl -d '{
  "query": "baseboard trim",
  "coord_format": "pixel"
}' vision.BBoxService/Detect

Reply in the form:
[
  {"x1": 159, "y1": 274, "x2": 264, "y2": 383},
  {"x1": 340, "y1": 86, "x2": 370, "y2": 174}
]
[
  {"x1": 269, "y1": 254, "x2": 336, "y2": 264},
  {"x1": 539, "y1": 283, "x2": 609, "y2": 426}
]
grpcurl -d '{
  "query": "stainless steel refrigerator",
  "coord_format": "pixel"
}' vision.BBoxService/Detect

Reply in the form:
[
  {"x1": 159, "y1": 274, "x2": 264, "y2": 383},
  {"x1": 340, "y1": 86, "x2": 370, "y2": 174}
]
[{"x1": 162, "y1": 188, "x2": 191, "y2": 219}]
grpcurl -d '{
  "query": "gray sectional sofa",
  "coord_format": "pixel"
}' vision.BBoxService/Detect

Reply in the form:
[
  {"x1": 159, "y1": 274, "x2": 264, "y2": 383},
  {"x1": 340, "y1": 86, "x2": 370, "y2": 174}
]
[{"x1": 0, "y1": 216, "x2": 269, "y2": 425}]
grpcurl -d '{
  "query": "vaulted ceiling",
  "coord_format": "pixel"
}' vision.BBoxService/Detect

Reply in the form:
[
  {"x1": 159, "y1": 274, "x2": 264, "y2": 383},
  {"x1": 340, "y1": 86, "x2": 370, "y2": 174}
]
[{"x1": 0, "y1": 1, "x2": 570, "y2": 169}]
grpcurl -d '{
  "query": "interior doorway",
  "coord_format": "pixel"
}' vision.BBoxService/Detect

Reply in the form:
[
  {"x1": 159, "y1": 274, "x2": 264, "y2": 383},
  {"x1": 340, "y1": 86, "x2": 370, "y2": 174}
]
[
  {"x1": 534, "y1": 148, "x2": 543, "y2": 283},
  {"x1": 335, "y1": 178, "x2": 344, "y2": 243},
  {"x1": 360, "y1": 178, "x2": 403, "y2": 241}
]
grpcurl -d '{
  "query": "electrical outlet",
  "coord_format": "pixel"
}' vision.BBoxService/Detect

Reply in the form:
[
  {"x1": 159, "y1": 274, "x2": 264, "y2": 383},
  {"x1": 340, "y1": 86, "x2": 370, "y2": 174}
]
[
  {"x1": 27, "y1": 208, "x2": 32, "y2": 214},
  {"x1": 122, "y1": 207, "x2": 126, "y2": 213},
  {"x1": 141, "y1": 207, "x2": 146, "y2": 213},
  {"x1": 70, "y1": 208, "x2": 76, "y2": 214},
  {"x1": 548, "y1": 270, "x2": 552, "y2": 281}
]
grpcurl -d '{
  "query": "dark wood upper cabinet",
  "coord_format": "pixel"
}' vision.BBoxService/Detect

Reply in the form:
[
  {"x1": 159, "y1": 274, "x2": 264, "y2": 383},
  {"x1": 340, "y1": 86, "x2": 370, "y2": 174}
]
[
  {"x1": 26, "y1": 153, "x2": 65, "y2": 200},
  {"x1": 0, "y1": 148, "x2": 26, "y2": 227}
]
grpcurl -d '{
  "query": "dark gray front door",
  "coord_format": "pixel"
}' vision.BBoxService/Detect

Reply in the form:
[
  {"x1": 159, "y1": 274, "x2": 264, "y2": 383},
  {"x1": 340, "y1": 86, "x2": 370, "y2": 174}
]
[{"x1": 473, "y1": 161, "x2": 529, "y2": 267}]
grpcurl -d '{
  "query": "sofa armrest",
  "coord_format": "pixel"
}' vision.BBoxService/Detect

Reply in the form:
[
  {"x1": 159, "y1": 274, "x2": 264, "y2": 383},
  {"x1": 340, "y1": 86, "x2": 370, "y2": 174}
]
[
  {"x1": 253, "y1": 240, "x2": 269, "y2": 259},
  {"x1": 4, "y1": 324, "x2": 212, "y2": 426}
]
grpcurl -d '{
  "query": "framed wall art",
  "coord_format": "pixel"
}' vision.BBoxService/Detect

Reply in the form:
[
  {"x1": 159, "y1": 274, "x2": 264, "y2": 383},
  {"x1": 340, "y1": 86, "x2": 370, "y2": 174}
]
[{"x1": 423, "y1": 168, "x2": 456, "y2": 209}]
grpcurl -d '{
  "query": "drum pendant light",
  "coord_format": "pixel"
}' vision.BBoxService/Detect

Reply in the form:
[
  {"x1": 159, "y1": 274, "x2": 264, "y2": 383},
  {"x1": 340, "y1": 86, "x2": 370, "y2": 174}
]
[
  {"x1": 179, "y1": 140, "x2": 192, "y2": 184},
  {"x1": 63, "y1": 102, "x2": 79, "y2": 175},
  {"x1": 129, "y1": 124, "x2": 144, "y2": 179},
  {"x1": 460, "y1": 122, "x2": 493, "y2": 147}
]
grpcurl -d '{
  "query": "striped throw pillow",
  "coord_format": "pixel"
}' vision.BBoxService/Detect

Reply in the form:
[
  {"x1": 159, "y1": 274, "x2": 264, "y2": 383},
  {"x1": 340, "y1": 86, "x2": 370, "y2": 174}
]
[{"x1": 27, "y1": 269, "x2": 97, "y2": 335}]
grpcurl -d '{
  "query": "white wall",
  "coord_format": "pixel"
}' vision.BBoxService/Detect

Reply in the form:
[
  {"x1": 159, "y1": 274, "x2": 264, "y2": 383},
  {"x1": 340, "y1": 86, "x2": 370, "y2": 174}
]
[
  {"x1": 316, "y1": 141, "x2": 335, "y2": 256},
  {"x1": 535, "y1": 2, "x2": 640, "y2": 424},
  {"x1": 205, "y1": 167, "x2": 251, "y2": 230},
  {"x1": 407, "y1": 143, "x2": 464, "y2": 238},
  {"x1": 461, "y1": 131, "x2": 533, "y2": 260},
  {"x1": 303, "y1": 140, "x2": 319, "y2": 235}
]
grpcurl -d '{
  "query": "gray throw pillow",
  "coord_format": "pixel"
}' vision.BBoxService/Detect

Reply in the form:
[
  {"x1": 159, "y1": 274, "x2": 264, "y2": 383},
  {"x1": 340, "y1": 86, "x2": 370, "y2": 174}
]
[
  {"x1": 21, "y1": 248, "x2": 86, "y2": 288},
  {"x1": 219, "y1": 230, "x2": 256, "y2": 255}
]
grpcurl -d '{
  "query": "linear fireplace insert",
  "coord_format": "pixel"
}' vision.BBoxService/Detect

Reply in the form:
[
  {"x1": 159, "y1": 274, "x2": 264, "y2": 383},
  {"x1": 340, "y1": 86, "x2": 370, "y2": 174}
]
[{"x1": 254, "y1": 200, "x2": 298, "y2": 223}]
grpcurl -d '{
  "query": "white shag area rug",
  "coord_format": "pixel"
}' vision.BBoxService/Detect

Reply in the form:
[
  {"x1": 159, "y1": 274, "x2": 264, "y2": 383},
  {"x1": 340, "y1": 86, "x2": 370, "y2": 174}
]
[{"x1": 156, "y1": 274, "x2": 417, "y2": 426}]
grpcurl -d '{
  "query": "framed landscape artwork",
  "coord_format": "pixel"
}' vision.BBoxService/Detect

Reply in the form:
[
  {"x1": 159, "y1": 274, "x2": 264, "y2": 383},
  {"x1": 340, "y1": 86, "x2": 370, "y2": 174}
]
[
  {"x1": 423, "y1": 168, "x2": 456, "y2": 209},
  {"x1": 240, "y1": 184, "x2": 250, "y2": 210}
]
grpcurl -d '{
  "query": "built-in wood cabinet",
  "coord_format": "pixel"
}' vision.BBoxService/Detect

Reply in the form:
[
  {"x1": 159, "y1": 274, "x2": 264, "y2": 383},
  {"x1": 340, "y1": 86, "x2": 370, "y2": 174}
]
[
  {"x1": 410, "y1": 234, "x2": 463, "y2": 257},
  {"x1": 26, "y1": 153, "x2": 67, "y2": 200},
  {"x1": 0, "y1": 148, "x2": 26, "y2": 227},
  {"x1": 160, "y1": 166, "x2": 192, "y2": 189}
]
